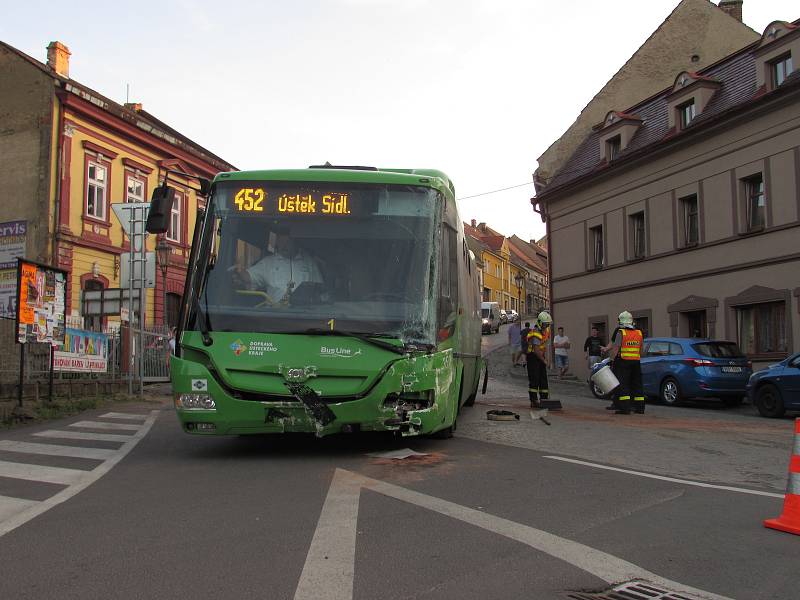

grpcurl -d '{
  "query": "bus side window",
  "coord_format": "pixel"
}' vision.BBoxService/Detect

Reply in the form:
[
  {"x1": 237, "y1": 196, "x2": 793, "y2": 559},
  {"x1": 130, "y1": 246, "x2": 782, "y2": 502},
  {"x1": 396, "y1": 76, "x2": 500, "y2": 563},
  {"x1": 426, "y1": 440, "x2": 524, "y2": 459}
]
[{"x1": 438, "y1": 225, "x2": 459, "y2": 326}]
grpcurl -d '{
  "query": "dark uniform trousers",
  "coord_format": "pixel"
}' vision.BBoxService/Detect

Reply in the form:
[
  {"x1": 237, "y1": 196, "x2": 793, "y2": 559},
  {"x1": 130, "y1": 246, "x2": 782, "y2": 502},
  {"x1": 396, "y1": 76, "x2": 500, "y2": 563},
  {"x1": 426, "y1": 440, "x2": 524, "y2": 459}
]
[
  {"x1": 526, "y1": 354, "x2": 549, "y2": 406},
  {"x1": 612, "y1": 358, "x2": 645, "y2": 413}
]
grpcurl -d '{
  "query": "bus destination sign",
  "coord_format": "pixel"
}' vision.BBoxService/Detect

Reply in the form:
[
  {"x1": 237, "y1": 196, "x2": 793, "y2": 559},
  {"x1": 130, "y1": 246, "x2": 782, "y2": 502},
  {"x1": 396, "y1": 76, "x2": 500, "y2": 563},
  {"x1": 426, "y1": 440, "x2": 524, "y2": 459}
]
[{"x1": 233, "y1": 188, "x2": 352, "y2": 216}]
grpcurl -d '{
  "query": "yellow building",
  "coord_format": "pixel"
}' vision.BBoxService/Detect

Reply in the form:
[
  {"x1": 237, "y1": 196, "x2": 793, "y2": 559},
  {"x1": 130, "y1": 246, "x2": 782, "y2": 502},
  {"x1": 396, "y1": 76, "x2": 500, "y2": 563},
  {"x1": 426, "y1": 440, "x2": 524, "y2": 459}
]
[{"x1": 0, "y1": 40, "x2": 236, "y2": 330}]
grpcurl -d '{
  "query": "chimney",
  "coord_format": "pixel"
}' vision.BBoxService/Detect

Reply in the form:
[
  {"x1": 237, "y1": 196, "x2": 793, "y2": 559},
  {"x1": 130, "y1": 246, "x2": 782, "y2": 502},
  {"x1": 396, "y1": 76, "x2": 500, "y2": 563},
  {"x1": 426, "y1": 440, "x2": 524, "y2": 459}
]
[
  {"x1": 125, "y1": 102, "x2": 143, "y2": 113},
  {"x1": 46, "y1": 41, "x2": 71, "y2": 78},
  {"x1": 718, "y1": 1, "x2": 743, "y2": 22},
  {"x1": 470, "y1": 219, "x2": 476, "y2": 228}
]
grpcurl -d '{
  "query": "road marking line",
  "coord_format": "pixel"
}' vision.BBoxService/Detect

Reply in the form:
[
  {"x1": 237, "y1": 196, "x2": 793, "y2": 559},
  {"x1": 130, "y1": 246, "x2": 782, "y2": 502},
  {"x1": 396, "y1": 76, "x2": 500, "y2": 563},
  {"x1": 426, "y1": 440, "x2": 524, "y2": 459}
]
[
  {"x1": 0, "y1": 410, "x2": 159, "y2": 539},
  {"x1": 34, "y1": 430, "x2": 133, "y2": 443},
  {"x1": 544, "y1": 456, "x2": 784, "y2": 499},
  {"x1": 69, "y1": 420, "x2": 140, "y2": 431},
  {"x1": 294, "y1": 469, "x2": 360, "y2": 600},
  {"x1": 0, "y1": 495, "x2": 39, "y2": 522},
  {"x1": 0, "y1": 460, "x2": 86, "y2": 486},
  {"x1": 0, "y1": 440, "x2": 114, "y2": 461},
  {"x1": 293, "y1": 469, "x2": 733, "y2": 600},
  {"x1": 98, "y1": 412, "x2": 148, "y2": 421}
]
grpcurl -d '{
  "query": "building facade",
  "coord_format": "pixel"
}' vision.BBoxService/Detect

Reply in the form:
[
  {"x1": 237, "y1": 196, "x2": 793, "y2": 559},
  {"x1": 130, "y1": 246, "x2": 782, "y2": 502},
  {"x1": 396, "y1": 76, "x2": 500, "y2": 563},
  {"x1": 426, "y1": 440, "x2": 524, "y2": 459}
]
[
  {"x1": 535, "y1": 19, "x2": 800, "y2": 378},
  {"x1": 0, "y1": 40, "x2": 236, "y2": 330},
  {"x1": 535, "y1": 0, "x2": 758, "y2": 184}
]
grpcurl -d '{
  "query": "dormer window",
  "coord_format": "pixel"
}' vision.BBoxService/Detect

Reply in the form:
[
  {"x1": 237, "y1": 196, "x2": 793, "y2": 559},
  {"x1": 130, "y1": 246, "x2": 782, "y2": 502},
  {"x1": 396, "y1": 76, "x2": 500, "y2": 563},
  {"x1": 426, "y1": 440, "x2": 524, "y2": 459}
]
[
  {"x1": 754, "y1": 21, "x2": 798, "y2": 92},
  {"x1": 678, "y1": 100, "x2": 696, "y2": 129},
  {"x1": 597, "y1": 111, "x2": 642, "y2": 162},
  {"x1": 771, "y1": 54, "x2": 793, "y2": 87},
  {"x1": 666, "y1": 72, "x2": 720, "y2": 131}
]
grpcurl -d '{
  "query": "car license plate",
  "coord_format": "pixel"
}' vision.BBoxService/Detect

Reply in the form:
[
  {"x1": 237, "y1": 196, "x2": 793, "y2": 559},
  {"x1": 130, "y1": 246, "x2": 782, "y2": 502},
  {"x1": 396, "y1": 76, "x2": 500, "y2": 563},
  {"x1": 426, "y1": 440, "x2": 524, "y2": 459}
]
[{"x1": 721, "y1": 366, "x2": 742, "y2": 373}]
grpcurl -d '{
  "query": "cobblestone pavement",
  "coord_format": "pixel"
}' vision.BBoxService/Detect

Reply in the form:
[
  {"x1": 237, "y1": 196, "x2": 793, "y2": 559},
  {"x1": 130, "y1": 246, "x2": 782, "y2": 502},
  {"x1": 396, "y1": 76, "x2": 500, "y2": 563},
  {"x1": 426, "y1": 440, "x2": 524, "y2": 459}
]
[{"x1": 459, "y1": 347, "x2": 795, "y2": 493}]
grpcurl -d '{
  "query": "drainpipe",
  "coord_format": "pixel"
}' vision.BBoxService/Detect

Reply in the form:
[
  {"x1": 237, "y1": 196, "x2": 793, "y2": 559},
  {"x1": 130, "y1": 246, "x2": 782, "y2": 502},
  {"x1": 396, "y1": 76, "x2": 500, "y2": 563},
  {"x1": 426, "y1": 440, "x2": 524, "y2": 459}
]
[{"x1": 52, "y1": 87, "x2": 64, "y2": 267}]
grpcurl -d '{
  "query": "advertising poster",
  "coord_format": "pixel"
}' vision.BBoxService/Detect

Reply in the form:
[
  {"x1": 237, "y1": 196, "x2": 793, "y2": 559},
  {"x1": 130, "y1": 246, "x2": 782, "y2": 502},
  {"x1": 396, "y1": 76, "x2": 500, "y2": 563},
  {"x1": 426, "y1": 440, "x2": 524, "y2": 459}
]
[
  {"x1": 15, "y1": 259, "x2": 67, "y2": 345},
  {"x1": 54, "y1": 328, "x2": 108, "y2": 373},
  {"x1": 0, "y1": 220, "x2": 26, "y2": 318}
]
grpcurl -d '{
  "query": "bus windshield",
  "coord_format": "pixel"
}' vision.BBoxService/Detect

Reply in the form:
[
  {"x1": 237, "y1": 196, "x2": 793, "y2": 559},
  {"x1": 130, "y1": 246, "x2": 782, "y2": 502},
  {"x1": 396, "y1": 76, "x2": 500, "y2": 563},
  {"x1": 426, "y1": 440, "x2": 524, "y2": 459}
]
[{"x1": 190, "y1": 181, "x2": 440, "y2": 343}]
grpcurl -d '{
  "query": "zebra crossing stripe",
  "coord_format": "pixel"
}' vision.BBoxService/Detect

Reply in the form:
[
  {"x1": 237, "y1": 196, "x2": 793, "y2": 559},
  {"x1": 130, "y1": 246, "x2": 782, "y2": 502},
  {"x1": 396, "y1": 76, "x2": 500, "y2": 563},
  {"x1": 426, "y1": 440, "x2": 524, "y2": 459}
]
[
  {"x1": 98, "y1": 412, "x2": 149, "y2": 421},
  {"x1": 34, "y1": 430, "x2": 134, "y2": 443},
  {"x1": 0, "y1": 460, "x2": 86, "y2": 486},
  {"x1": 69, "y1": 421, "x2": 140, "y2": 431},
  {"x1": 0, "y1": 496, "x2": 39, "y2": 522},
  {"x1": 0, "y1": 410, "x2": 159, "y2": 539},
  {"x1": 0, "y1": 440, "x2": 115, "y2": 461}
]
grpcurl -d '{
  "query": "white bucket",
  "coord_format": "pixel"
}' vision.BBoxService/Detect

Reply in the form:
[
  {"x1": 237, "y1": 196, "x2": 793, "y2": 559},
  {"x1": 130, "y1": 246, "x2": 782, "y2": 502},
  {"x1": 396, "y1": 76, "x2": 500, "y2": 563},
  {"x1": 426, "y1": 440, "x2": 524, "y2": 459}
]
[{"x1": 591, "y1": 365, "x2": 620, "y2": 395}]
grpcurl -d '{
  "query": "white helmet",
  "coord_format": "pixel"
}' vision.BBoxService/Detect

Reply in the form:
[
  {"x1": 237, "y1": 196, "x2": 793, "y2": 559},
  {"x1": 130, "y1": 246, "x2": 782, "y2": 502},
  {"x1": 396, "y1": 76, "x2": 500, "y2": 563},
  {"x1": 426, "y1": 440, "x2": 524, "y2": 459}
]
[
  {"x1": 537, "y1": 310, "x2": 552, "y2": 325},
  {"x1": 618, "y1": 310, "x2": 634, "y2": 327}
]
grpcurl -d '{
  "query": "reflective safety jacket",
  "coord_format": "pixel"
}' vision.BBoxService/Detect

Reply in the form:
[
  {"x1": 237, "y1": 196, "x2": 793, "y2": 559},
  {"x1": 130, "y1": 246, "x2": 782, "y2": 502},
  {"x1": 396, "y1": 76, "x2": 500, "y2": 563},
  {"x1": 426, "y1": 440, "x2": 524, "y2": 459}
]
[
  {"x1": 526, "y1": 324, "x2": 550, "y2": 355},
  {"x1": 619, "y1": 328, "x2": 643, "y2": 361}
]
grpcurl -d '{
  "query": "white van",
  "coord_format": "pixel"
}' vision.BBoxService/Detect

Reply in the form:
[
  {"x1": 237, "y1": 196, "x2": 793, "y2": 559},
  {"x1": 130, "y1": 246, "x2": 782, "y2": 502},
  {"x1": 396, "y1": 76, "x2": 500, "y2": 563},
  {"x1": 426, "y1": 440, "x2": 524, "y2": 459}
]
[{"x1": 480, "y1": 301, "x2": 501, "y2": 334}]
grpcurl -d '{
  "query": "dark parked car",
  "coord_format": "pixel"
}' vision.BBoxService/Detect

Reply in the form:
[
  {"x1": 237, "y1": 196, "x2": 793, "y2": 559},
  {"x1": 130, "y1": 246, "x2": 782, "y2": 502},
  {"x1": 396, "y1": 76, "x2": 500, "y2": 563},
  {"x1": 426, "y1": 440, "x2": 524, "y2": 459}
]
[
  {"x1": 747, "y1": 353, "x2": 800, "y2": 418},
  {"x1": 641, "y1": 338, "x2": 752, "y2": 406}
]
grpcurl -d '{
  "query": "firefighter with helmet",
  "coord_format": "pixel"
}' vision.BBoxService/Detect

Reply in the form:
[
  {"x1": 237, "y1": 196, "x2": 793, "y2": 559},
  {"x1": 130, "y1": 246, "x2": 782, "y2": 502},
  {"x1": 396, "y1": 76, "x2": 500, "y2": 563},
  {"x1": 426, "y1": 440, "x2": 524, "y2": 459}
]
[
  {"x1": 525, "y1": 311, "x2": 552, "y2": 408},
  {"x1": 607, "y1": 310, "x2": 645, "y2": 414}
]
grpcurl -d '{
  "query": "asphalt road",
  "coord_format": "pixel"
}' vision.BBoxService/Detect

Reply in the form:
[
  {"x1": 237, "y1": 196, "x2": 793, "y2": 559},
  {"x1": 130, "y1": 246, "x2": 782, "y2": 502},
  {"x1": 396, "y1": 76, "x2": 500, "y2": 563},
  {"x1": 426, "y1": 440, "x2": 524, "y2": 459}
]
[{"x1": 0, "y1": 343, "x2": 797, "y2": 600}]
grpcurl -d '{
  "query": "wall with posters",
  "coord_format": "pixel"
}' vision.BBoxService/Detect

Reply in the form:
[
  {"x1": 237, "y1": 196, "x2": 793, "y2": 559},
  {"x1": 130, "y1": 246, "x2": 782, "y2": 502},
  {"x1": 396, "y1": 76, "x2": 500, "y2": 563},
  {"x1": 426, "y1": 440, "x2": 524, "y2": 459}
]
[
  {"x1": 0, "y1": 221, "x2": 26, "y2": 318},
  {"x1": 54, "y1": 328, "x2": 108, "y2": 373},
  {"x1": 16, "y1": 260, "x2": 66, "y2": 345}
]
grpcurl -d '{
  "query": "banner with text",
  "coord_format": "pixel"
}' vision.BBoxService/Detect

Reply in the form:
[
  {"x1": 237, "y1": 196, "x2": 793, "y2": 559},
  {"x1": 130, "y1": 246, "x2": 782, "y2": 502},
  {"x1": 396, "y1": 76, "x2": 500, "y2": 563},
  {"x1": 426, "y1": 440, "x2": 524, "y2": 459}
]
[
  {"x1": 54, "y1": 328, "x2": 109, "y2": 373},
  {"x1": 0, "y1": 221, "x2": 26, "y2": 318}
]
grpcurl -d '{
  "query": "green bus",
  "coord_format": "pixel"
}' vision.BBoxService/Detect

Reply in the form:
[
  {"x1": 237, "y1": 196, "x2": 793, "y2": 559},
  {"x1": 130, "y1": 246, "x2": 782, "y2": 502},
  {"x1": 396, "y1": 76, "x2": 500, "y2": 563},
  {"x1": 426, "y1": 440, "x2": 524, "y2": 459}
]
[{"x1": 169, "y1": 166, "x2": 483, "y2": 437}]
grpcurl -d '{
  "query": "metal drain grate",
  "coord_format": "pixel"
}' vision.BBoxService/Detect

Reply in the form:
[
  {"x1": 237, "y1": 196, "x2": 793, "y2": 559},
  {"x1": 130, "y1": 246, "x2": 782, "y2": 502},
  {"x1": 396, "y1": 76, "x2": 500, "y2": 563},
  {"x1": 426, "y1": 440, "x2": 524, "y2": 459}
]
[{"x1": 567, "y1": 580, "x2": 699, "y2": 600}]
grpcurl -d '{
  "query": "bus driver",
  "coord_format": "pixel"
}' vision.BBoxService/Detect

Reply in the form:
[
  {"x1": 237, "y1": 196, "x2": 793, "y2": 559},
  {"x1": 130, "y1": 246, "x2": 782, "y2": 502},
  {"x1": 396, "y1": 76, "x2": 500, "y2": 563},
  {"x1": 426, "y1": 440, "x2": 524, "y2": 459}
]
[{"x1": 230, "y1": 232, "x2": 323, "y2": 304}]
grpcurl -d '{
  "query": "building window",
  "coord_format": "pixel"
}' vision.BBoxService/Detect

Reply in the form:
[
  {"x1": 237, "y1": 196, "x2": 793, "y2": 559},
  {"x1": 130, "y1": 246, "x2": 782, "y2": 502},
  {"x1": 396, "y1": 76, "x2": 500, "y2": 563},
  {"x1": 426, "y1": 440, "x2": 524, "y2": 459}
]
[
  {"x1": 125, "y1": 175, "x2": 146, "y2": 203},
  {"x1": 86, "y1": 161, "x2": 107, "y2": 220},
  {"x1": 166, "y1": 293, "x2": 182, "y2": 329},
  {"x1": 634, "y1": 316, "x2": 650, "y2": 338},
  {"x1": 590, "y1": 225, "x2": 604, "y2": 268},
  {"x1": 495, "y1": 264, "x2": 500, "y2": 278},
  {"x1": 678, "y1": 100, "x2": 696, "y2": 129},
  {"x1": 771, "y1": 54, "x2": 793, "y2": 88},
  {"x1": 681, "y1": 195, "x2": 699, "y2": 246},
  {"x1": 606, "y1": 136, "x2": 621, "y2": 160},
  {"x1": 744, "y1": 174, "x2": 766, "y2": 231},
  {"x1": 736, "y1": 302, "x2": 787, "y2": 355},
  {"x1": 629, "y1": 212, "x2": 646, "y2": 259},
  {"x1": 83, "y1": 279, "x2": 104, "y2": 332},
  {"x1": 167, "y1": 191, "x2": 183, "y2": 243}
]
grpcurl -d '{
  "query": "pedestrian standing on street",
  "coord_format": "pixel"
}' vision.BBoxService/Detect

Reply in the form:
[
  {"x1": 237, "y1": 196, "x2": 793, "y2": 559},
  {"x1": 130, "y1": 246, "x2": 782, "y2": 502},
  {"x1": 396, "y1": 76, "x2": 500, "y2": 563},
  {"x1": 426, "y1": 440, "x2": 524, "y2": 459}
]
[
  {"x1": 606, "y1": 311, "x2": 645, "y2": 414},
  {"x1": 525, "y1": 311, "x2": 552, "y2": 408},
  {"x1": 518, "y1": 321, "x2": 531, "y2": 367},
  {"x1": 584, "y1": 327, "x2": 604, "y2": 369},
  {"x1": 553, "y1": 326, "x2": 570, "y2": 378},
  {"x1": 508, "y1": 319, "x2": 522, "y2": 366}
]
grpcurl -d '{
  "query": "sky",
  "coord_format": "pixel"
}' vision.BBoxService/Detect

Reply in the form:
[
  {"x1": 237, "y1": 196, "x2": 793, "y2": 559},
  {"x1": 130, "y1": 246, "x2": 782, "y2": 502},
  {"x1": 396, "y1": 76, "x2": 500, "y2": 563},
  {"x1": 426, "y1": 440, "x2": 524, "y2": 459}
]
[{"x1": 2, "y1": 0, "x2": 797, "y2": 244}]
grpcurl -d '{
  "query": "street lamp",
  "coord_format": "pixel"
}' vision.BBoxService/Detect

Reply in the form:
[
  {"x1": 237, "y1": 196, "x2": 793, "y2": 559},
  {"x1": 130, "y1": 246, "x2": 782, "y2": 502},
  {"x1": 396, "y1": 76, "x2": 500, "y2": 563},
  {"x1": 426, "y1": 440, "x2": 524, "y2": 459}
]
[
  {"x1": 514, "y1": 273, "x2": 524, "y2": 316},
  {"x1": 156, "y1": 238, "x2": 170, "y2": 327}
]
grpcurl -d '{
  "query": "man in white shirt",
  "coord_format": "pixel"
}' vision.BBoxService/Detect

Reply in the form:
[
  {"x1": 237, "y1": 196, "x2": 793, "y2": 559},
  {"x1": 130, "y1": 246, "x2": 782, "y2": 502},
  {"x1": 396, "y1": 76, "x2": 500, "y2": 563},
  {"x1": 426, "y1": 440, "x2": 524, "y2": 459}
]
[
  {"x1": 232, "y1": 234, "x2": 323, "y2": 305},
  {"x1": 553, "y1": 326, "x2": 570, "y2": 378}
]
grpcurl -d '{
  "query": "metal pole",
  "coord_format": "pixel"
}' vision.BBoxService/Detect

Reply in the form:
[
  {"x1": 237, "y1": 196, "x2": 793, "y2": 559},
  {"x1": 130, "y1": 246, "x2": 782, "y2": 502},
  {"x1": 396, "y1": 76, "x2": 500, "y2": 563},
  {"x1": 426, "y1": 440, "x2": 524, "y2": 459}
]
[
  {"x1": 48, "y1": 345, "x2": 54, "y2": 403},
  {"x1": 139, "y1": 205, "x2": 146, "y2": 398},
  {"x1": 17, "y1": 344, "x2": 25, "y2": 408},
  {"x1": 128, "y1": 208, "x2": 135, "y2": 396}
]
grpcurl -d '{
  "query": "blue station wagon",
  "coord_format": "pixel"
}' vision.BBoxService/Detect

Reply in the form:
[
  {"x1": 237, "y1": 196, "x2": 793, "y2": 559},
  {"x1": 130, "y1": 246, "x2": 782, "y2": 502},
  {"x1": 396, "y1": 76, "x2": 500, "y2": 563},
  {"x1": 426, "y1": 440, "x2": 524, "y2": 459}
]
[
  {"x1": 747, "y1": 353, "x2": 800, "y2": 418},
  {"x1": 640, "y1": 338, "x2": 752, "y2": 406}
]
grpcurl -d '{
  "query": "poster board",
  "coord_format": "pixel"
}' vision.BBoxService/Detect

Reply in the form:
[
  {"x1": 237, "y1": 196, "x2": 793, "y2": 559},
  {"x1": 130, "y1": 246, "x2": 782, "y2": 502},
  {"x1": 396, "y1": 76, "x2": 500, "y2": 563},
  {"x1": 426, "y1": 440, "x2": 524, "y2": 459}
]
[
  {"x1": 54, "y1": 328, "x2": 108, "y2": 373},
  {"x1": 15, "y1": 258, "x2": 67, "y2": 345},
  {"x1": 0, "y1": 221, "x2": 26, "y2": 318}
]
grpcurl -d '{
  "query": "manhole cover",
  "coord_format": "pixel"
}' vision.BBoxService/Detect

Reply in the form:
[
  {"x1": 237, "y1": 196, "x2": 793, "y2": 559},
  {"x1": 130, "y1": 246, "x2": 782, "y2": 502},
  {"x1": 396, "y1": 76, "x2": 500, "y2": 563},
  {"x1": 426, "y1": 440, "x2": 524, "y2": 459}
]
[{"x1": 567, "y1": 580, "x2": 699, "y2": 600}]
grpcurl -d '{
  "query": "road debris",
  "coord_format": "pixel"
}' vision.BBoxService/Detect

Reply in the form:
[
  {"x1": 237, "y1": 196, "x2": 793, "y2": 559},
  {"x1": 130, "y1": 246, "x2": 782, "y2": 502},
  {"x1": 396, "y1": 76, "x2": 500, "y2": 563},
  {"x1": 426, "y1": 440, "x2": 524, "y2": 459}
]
[
  {"x1": 487, "y1": 410, "x2": 520, "y2": 421},
  {"x1": 530, "y1": 409, "x2": 551, "y2": 426},
  {"x1": 366, "y1": 448, "x2": 428, "y2": 460}
]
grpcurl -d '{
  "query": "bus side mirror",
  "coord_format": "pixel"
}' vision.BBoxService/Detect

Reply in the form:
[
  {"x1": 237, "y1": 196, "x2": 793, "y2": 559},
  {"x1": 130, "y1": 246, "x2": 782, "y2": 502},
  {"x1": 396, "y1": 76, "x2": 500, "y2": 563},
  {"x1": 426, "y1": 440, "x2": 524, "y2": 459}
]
[{"x1": 145, "y1": 185, "x2": 177, "y2": 234}]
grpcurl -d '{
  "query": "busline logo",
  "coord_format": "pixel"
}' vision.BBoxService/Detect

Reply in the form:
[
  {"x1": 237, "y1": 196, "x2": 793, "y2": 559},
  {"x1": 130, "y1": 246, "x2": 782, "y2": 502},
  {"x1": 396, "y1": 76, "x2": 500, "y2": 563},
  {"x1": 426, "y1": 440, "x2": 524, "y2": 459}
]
[{"x1": 320, "y1": 346, "x2": 362, "y2": 358}]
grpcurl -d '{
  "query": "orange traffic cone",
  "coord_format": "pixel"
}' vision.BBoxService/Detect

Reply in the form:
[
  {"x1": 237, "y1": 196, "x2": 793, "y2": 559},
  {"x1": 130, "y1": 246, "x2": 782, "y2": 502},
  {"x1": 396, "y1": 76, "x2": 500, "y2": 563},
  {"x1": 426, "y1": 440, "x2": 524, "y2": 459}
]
[{"x1": 764, "y1": 418, "x2": 800, "y2": 535}]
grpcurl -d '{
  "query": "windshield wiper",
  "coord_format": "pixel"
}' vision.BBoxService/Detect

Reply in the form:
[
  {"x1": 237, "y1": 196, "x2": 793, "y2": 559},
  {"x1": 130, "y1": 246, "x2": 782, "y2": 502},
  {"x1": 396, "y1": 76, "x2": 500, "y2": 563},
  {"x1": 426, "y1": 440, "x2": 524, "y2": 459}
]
[{"x1": 290, "y1": 328, "x2": 409, "y2": 355}]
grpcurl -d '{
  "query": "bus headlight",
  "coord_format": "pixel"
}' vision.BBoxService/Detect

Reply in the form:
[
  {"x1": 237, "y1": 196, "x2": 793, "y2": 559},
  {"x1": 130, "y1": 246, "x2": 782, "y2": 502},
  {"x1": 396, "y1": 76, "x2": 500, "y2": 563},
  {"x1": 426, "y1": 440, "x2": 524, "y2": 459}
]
[{"x1": 177, "y1": 394, "x2": 216, "y2": 410}]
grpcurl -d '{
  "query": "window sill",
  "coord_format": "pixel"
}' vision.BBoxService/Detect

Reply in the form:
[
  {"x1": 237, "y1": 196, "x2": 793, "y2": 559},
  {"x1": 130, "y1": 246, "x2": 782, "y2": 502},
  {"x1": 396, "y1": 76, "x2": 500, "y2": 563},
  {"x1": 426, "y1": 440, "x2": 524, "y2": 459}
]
[
  {"x1": 627, "y1": 256, "x2": 646, "y2": 263},
  {"x1": 679, "y1": 242, "x2": 699, "y2": 251},
  {"x1": 82, "y1": 214, "x2": 112, "y2": 228},
  {"x1": 739, "y1": 226, "x2": 765, "y2": 237}
]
